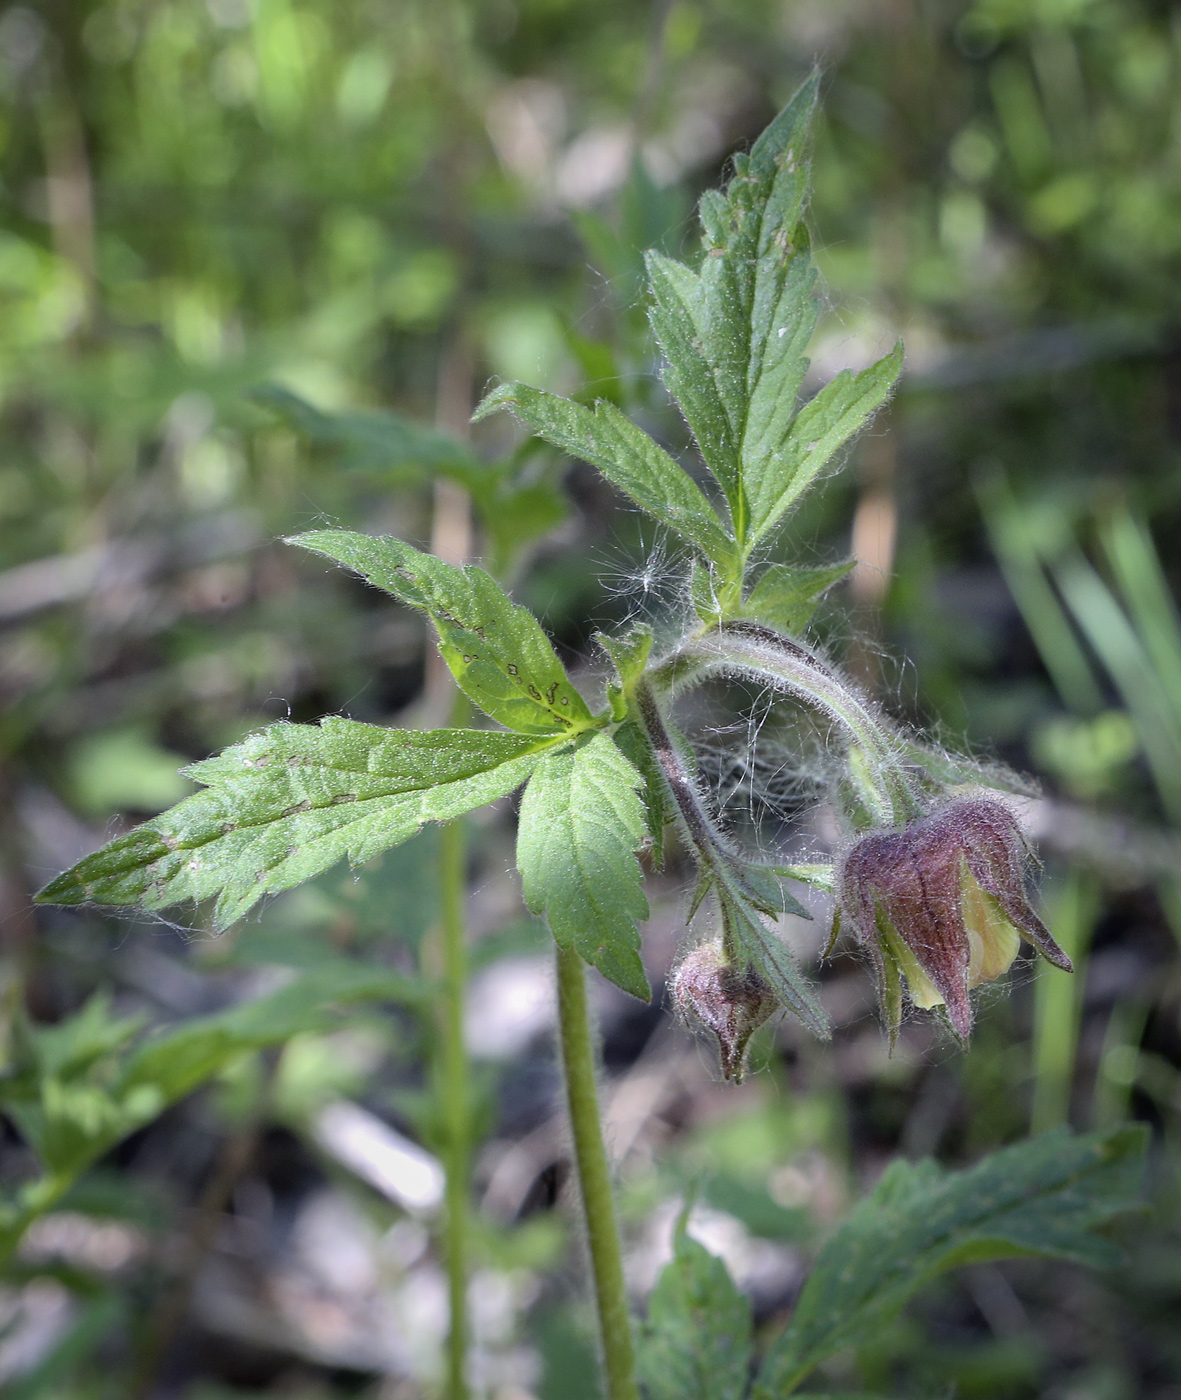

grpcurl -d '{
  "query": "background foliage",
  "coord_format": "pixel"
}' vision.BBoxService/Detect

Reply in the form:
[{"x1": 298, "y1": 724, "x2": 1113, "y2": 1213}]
[{"x1": 1, "y1": 0, "x2": 1180, "y2": 1396}]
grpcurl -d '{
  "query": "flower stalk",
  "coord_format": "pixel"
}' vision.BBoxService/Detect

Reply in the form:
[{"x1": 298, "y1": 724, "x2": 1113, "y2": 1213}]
[
  {"x1": 651, "y1": 621, "x2": 920, "y2": 827},
  {"x1": 555, "y1": 945, "x2": 640, "y2": 1400}
]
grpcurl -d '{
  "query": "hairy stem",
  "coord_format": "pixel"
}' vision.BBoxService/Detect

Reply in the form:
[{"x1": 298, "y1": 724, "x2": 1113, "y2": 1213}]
[
  {"x1": 555, "y1": 945, "x2": 640, "y2": 1400},
  {"x1": 652, "y1": 621, "x2": 920, "y2": 826},
  {"x1": 634, "y1": 679, "x2": 750, "y2": 911}
]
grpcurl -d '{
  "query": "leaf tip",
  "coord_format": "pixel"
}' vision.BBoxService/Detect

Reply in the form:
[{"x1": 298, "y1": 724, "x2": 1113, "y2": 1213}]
[
  {"x1": 33, "y1": 872, "x2": 82, "y2": 906},
  {"x1": 472, "y1": 381, "x2": 520, "y2": 422}
]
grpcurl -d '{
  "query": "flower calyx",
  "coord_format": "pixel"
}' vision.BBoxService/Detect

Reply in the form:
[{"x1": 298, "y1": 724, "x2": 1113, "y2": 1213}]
[
  {"x1": 835, "y1": 796, "x2": 1071, "y2": 1045},
  {"x1": 671, "y1": 941, "x2": 779, "y2": 1082}
]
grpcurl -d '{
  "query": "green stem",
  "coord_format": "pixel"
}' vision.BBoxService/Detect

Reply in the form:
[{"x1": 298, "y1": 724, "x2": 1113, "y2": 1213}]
[
  {"x1": 555, "y1": 945, "x2": 640, "y2": 1400},
  {"x1": 438, "y1": 814, "x2": 471, "y2": 1400}
]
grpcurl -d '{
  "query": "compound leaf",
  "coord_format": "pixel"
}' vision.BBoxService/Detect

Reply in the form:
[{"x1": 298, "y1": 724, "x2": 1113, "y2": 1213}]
[
  {"x1": 475, "y1": 382, "x2": 735, "y2": 568},
  {"x1": 291, "y1": 531, "x2": 592, "y2": 735},
  {"x1": 37, "y1": 720, "x2": 554, "y2": 928},
  {"x1": 517, "y1": 732, "x2": 651, "y2": 1000},
  {"x1": 638, "y1": 1220, "x2": 752, "y2": 1400},
  {"x1": 754, "y1": 1126, "x2": 1148, "y2": 1397},
  {"x1": 645, "y1": 75, "x2": 820, "y2": 540},
  {"x1": 644, "y1": 74, "x2": 900, "y2": 554}
]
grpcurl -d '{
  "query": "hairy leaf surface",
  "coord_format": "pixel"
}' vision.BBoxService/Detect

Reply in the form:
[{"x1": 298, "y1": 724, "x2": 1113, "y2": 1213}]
[
  {"x1": 754, "y1": 1126, "x2": 1147, "y2": 1397},
  {"x1": 37, "y1": 721, "x2": 554, "y2": 927},
  {"x1": 599, "y1": 622, "x2": 654, "y2": 721},
  {"x1": 645, "y1": 77, "x2": 819, "y2": 535},
  {"x1": 741, "y1": 560, "x2": 855, "y2": 632},
  {"x1": 475, "y1": 382, "x2": 735, "y2": 566},
  {"x1": 638, "y1": 1222, "x2": 752, "y2": 1400},
  {"x1": 291, "y1": 531, "x2": 592, "y2": 734},
  {"x1": 517, "y1": 732, "x2": 651, "y2": 999}
]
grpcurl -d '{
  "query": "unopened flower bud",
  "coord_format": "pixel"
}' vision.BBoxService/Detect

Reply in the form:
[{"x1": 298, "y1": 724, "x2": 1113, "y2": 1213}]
[
  {"x1": 836, "y1": 796, "x2": 1071, "y2": 1043},
  {"x1": 671, "y1": 942, "x2": 779, "y2": 1082}
]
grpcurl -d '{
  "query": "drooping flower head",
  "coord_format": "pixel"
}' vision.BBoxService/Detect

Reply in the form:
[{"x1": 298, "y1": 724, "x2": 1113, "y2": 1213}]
[
  {"x1": 671, "y1": 942, "x2": 779, "y2": 1082},
  {"x1": 835, "y1": 796, "x2": 1071, "y2": 1043}
]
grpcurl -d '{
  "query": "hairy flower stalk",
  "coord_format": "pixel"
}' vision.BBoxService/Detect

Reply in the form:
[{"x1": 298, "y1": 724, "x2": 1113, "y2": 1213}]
[
  {"x1": 649, "y1": 623, "x2": 1071, "y2": 1045},
  {"x1": 634, "y1": 679, "x2": 830, "y2": 1040},
  {"x1": 836, "y1": 796, "x2": 1072, "y2": 1043},
  {"x1": 652, "y1": 621, "x2": 921, "y2": 828}
]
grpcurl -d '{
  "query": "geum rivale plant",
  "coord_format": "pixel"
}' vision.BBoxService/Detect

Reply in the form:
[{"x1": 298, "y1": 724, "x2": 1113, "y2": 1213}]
[{"x1": 37, "y1": 77, "x2": 1144, "y2": 1400}]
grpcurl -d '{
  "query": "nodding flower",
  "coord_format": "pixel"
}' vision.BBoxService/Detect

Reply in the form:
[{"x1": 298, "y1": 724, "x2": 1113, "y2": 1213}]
[
  {"x1": 835, "y1": 796, "x2": 1072, "y2": 1044},
  {"x1": 671, "y1": 942, "x2": 779, "y2": 1082}
]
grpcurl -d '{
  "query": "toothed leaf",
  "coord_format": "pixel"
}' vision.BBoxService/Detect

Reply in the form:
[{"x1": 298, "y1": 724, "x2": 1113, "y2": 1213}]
[
  {"x1": 290, "y1": 531, "x2": 592, "y2": 735},
  {"x1": 754, "y1": 1127, "x2": 1148, "y2": 1397},
  {"x1": 644, "y1": 75, "x2": 900, "y2": 552},
  {"x1": 747, "y1": 344, "x2": 902, "y2": 543},
  {"x1": 638, "y1": 1220, "x2": 752, "y2": 1400},
  {"x1": 741, "y1": 560, "x2": 855, "y2": 632},
  {"x1": 645, "y1": 75, "x2": 821, "y2": 535},
  {"x1": 475, "y1": 383, "x2": 735, "y2": 568},
  {"x1": 517, "y1": 732, "x2": 651, "y2": 1000},
  {"x1": 612, "y1": 718, "x2": 670, "y2": 864},
  {"x1": 37, "y1": 721, "x2": 555, "y2": 928},
  {"x1": 599, "y1": 622, "x2": 654, "y2": 721}
]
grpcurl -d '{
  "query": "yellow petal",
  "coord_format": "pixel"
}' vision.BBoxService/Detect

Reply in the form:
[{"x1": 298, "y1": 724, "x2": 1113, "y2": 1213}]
[
  {"x1": 883, "y1": 927, "x2": 944, "y2": 1010},
  {"x1": 960, "y1": 862, "x2": 1020, "y2": 988}
]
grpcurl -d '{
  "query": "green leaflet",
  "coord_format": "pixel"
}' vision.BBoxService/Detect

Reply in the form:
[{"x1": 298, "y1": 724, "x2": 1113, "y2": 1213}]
[
  {"x1": 753, "y1": 1126, "x2": 1148, "y2": 1397},
  {"x1": 645, "y1": 251, "x2": 739, "y2": 510},
  {"x1": 611, "y1": 718, "x2": 670, "y2": 865},
  {"x1": 474, "y1": 382, "x2": 736, "y2": 569},
  {"x1": 36, "y1": 720, "x2": 556, "y2": 928},
  {"x1": 644, "y1": 74, "x2": 900, "y2": 552},
  {"x1": 599, "y1": 621, "x2": 654, "y2": 721},
  {"x1": 291, "y1": 530, "x2": 593, "y2": 735},
  {"x1": 517, "y1": 732, "x2": 651, "y2": 1000},
  {"x1": 745, "y1": 345, "x2": 902, "y2": 544},
  {"x1": 740, "y1": 560, "x2": 855, "y2": 632},
  {"x1": 638, "y1": 1221, "x2": 752, "y2": 1400}
]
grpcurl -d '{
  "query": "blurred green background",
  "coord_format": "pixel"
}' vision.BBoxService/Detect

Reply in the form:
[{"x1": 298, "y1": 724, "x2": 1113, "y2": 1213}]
[{"x1": 2, "y1": 0, "x2": 1181, "y2": 1396}]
